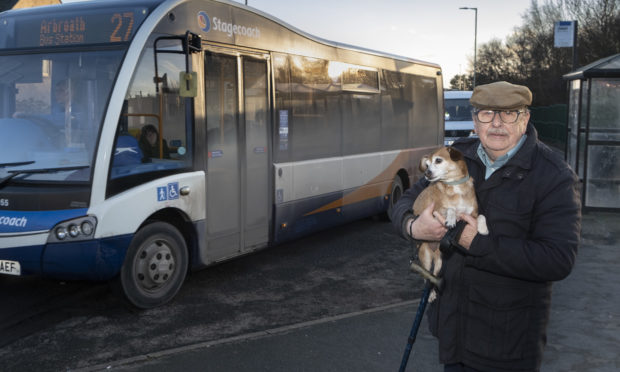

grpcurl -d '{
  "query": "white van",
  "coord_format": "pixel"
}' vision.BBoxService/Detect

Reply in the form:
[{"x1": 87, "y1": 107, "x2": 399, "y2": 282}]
[{"x1": 444, "y1": 90, "x2": 476, "y2": 145}]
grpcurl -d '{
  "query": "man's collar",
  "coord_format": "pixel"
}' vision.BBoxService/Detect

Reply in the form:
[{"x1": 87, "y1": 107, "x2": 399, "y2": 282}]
[
  {"x1": 477, "y1": 134, "x2": 527, "y2": 169},
  {"x1": 457, "y1": 123, "x2": 538, "y2": 170}
]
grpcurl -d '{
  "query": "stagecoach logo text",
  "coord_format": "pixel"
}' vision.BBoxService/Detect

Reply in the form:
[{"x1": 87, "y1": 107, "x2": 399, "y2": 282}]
[
  {"x1": 0, "y1": 215, "x2": 27, "y2": 228},
  {"x1": 197, "y1": 11, "x2": 260, "y2": 39}
]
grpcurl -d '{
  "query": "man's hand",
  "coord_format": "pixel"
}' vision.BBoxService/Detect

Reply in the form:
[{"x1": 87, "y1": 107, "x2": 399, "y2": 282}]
[
  {"x1": 410, "y1": 202, "x2": 448, "y2": 241},
  {"x1": 457, "y1": 214, "x2": 479, "y2": 250}
]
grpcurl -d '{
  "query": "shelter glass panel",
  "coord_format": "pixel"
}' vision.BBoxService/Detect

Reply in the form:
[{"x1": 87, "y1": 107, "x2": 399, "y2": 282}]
[
  {"x1": 585, "y1": 145, "x2": 620, "y2": 209},
  {"x1": 567, "y1": 79, "x2": 580, "y2": 172},
  {"x1": 588, "y1": 78, "x2": 620, "y2": 141}
]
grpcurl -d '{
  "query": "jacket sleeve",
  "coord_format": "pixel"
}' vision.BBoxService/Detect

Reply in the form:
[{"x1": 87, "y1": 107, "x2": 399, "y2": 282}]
[
  {"x1": 391, "y1": 177, "x2": 429, "y2": 240},
  {"x1": 466, "y1": 168, "x2": 581, "y2": 282}
]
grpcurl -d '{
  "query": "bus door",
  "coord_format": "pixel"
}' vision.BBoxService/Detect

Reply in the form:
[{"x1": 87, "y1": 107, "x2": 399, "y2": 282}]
[{"x1": 203, "y1": 49, "x2": 271, "y2": 262}]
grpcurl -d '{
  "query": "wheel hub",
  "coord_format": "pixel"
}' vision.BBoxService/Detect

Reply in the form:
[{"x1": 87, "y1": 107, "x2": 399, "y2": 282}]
[{"x1": 135, "y1": 240, "x2": 175, "y2": 288}]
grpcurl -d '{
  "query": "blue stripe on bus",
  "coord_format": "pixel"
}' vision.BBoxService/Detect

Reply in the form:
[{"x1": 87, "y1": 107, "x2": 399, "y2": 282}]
[
  {"x1": 273, "y1": 191, "x2": 387, "y2": 244},
  {"x1": 0, "y1": 234, "x2": 132, "y2": 280},
  {"x1": 0, "y1": 209, "x2": 88, "y2": 234}
]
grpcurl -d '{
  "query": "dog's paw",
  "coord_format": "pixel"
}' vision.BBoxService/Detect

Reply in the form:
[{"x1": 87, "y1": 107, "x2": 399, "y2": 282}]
[
  {"x1": 429, "y1": 289, "x2": 437, "y2": 303},
  {"x1": 477, "y1": 214, "x2": 489, "y2": 235},
  {"x1": 445, "y1": 216, "x2": 457, "y2": 229},
  {"x1": 445, "y1": 209, "x2": 457, "y2": 228}
]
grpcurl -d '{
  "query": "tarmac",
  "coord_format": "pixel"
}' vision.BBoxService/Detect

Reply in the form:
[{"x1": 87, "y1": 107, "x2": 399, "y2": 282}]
[{"x1": 85, "y1": 211, "x2": 620, "y2": 372}]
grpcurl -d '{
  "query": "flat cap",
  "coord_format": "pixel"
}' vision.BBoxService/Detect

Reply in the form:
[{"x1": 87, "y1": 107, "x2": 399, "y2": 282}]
[{"x1": 470, "y1": 81, "x2": 532, "y2": 110}]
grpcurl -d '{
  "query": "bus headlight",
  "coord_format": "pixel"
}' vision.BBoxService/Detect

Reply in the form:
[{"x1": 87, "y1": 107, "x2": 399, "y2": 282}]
[
  {"x1": 55, "y1": 226, "x2": 68, "y2": 240},
  {"x1": 48, "y1": 216, "x2": 97, "y2": 243},
  {"x1": 68, "y1": 224, "x2": 80, "y2": 237},
  {"x1": 80, "y1": 220, "x2": 94, "y2": 235}
]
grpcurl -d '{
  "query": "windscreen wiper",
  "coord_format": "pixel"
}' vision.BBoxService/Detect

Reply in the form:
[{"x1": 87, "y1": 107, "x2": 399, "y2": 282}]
[
  {"x1": 0, "y1": 161, "x2": 35, "y2": 168},
  {"x1": 0, "y1": 165, "x2": 89, "y2": 189}
]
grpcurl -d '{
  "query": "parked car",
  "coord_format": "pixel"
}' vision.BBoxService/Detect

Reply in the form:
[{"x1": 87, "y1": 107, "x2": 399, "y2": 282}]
[{"x1": 444, "y1": 90, "x2": 476, "y2": 145}]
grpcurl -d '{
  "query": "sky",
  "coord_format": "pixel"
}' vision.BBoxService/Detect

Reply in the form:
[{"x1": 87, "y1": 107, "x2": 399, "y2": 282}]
[
  {"x1": 61, "y1": 0, "x2": 535, "y2": 87},
  {"x1": 238, "y1": 0, "x2": 534, "y2": 87}
]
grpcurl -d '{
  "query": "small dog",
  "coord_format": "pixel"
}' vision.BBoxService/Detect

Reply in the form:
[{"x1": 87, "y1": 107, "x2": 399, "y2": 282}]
[{"x1": 413, "y1": 146, "x2": 488, "y2": 301}]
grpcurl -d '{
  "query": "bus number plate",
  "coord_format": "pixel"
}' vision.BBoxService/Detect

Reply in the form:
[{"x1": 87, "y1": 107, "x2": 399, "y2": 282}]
[{"x1": 0, "y1": 260, "x2": 21, "y2": 276}]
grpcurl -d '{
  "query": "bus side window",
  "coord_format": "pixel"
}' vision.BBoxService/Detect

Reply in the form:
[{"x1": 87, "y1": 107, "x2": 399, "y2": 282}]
[{"x1": 108, "y1": 40, "x2": 191, "y2": 195}]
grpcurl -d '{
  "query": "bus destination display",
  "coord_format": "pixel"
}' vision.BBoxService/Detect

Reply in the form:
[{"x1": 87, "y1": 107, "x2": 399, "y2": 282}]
[
  {"x1": 0, "y1": 7, "x2": 149, "y2": 49},
  {"x1": 39, "y1": 12, "x2": 136, "y2": 46}
]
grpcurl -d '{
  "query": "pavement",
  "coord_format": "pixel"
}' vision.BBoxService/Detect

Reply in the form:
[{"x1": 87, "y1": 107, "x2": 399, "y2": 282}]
[{"x1": 82, "y1": 211, "x2": 620, "y2": 372}]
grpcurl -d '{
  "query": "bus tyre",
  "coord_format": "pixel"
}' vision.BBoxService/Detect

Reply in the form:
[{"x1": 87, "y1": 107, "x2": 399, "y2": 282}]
[
  {"x1": 386, "y1": 175, "x2": 403, "y2": 221},
  {"x1": 118, "y1": 222, "x2": 188, "y2": 309}
]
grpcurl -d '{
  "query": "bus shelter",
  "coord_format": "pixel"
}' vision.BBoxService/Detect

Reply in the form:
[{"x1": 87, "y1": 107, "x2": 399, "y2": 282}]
[{"x1": 564, "y1": 53, "x2": 620, "y2": 211}]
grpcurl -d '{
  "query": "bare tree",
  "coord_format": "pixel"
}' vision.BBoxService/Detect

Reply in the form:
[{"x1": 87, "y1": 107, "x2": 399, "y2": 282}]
[{"x1": 449, "y1": 0, "x2": 620, "y2": 105}]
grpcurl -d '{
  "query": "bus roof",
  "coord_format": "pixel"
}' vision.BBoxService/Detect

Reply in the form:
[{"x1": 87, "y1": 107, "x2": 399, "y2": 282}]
[
  {"x1": 217, "y1": 0, "x2": 440, "y2": 69},
  {"x1": 0, "y1": 0, "x2": 440, "y2": 71}
]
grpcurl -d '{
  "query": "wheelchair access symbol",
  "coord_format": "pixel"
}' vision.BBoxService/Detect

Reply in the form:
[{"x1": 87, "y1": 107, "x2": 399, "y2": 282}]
[{"x1": 157, "y1": 182, "x2": 180, "y2": 201}]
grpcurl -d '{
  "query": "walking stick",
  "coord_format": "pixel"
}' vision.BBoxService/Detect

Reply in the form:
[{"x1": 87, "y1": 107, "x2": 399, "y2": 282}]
[
  {"x1": 398, "y1": 279, "x2": 432, "y2": 372},
  {"x1": 398, "y1": 220, "x2": 466, "y2": 371},
  {"x1": 398, "y1": 261, "x2": 439, "y2": 372}
]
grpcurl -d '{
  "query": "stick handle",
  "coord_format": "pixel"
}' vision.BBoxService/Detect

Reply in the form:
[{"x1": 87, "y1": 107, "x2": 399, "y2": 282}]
[{"x1": 410, "y1": 262, "x2": 442, "y2": 288}]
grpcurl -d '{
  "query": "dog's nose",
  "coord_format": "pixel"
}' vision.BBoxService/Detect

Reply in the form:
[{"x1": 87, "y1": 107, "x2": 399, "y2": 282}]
[{"x1": 425, "y1": 170, "x2": 433, "y2": 178}]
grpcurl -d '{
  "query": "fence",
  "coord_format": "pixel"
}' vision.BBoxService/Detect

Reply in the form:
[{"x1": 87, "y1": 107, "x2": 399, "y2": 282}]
[{"x1": 529, "y1": 104, "x2": 567, "y2": 152}]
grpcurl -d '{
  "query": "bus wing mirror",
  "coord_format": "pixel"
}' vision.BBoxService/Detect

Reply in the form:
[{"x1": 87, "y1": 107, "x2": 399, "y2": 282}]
[
  {"x1": 179, "y1": 71, "x2": 197, "y2": 97},
  {"x1": 186, "y1": 32, "x2": 202, "y2": 54}
]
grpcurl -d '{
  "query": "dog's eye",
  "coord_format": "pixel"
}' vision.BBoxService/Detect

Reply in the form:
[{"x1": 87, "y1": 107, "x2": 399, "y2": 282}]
[{"x1": 434, "y1": 158, "x2": 443, "y2": 164}]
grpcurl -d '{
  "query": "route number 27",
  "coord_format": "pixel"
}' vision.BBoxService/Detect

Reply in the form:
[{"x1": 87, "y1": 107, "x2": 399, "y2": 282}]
[{"x1": 110, "y1": 12, "x2": 135, "y2": 43}]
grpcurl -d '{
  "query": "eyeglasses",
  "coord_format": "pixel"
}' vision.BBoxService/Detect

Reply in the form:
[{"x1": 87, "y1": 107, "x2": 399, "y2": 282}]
[{"x1": 473, "y1": 109, "x2": 528, "y2": 124}]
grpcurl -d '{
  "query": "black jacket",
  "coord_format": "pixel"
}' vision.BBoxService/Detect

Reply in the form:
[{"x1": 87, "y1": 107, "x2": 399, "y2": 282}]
[{"x1": 392, "y1": 124, "x2": 581, "y2": 371}]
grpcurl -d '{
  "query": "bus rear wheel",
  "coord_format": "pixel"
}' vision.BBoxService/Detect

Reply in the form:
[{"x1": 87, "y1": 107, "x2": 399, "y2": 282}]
[
  {"x1": 119, "y1": 222, "x2": 188, "y2": 309},
  {"x1": 386, "y1": 175, "x2": 404, "y2": 221}
]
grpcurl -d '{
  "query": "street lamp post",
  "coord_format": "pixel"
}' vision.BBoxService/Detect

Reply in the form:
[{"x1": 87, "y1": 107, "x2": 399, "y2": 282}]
[{"x1": 460, "y1": 7, "x2": 477, "y2": 88}]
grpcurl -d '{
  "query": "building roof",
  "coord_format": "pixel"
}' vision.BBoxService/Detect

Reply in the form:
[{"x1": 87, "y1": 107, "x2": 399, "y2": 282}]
[
  {"x1": 1, "y1": 0, "x2": 60, "y2": 12},
  {"x1": 564, "y1": 53, "x2": 620, "y2": 80}
]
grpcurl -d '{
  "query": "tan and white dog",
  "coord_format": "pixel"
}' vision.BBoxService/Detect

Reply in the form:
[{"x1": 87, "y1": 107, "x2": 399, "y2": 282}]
[{"x1": 413, "y1": 146, "x2": 488, "y2": 301}]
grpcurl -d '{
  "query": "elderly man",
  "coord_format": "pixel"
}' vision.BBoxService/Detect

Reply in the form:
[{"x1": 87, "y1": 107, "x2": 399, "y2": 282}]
[{"x1": 391, "y1": 81, "x2": 582, "y2": 372}]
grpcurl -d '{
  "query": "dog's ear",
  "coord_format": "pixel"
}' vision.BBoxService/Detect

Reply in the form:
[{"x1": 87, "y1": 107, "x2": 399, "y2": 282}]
[
  {"x1": 419, "y1": 155, "x2": 429, "y2": 172},
  {"x1": 447, "y1": 146, "x2": 463, "y2": 162}
]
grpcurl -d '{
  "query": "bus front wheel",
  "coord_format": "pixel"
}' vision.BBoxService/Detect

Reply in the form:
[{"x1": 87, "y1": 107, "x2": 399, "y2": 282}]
[{"x1": 118, "y1": 222, "x2": 188, "y2": 309}]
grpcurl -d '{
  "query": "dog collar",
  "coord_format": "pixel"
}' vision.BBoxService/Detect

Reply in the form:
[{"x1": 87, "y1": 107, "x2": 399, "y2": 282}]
[{"x1": 443, "y1": 174, "x2": 470, "y2": 186}]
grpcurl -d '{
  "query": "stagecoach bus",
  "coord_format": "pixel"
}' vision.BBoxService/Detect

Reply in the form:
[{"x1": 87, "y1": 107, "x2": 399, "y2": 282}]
[{"x1": 0, "y1": 0, "x2": 443, "y2": 308}]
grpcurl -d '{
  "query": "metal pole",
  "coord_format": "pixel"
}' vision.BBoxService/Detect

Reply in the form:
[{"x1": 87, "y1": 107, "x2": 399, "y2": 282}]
[
  {"x1": 572, "y1": 20, "x2": 578, "y2": 70},
  {"x1": 460, "y1": 7, "x2": 478, "y2": 88},
  {"x1": 473, "y1": 8, "x2": 477, "y2": 88}
]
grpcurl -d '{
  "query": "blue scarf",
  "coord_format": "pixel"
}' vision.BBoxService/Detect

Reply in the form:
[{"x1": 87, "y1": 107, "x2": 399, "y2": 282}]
[{"x1": 477, "y1": 135, "x2": 527, "y2": 180}]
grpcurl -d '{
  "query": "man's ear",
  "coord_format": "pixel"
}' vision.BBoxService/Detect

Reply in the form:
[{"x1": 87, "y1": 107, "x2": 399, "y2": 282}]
[{"x1": 447, "y1": 146, "x2": 463, "y2": 162}]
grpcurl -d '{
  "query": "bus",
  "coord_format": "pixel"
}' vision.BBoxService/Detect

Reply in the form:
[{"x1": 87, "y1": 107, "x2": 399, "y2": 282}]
[
  {"x1": 443, "y1": 90, "x2": 475, "y2": 145},
  {"x1": 0, "y1": 0, "x2": 443, "y2": 308}
]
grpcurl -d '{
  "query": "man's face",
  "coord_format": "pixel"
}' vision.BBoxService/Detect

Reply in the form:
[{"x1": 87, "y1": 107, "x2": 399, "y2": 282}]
[{"x1": 473, "y1": 109, "x2": 529, "y2": 160}]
